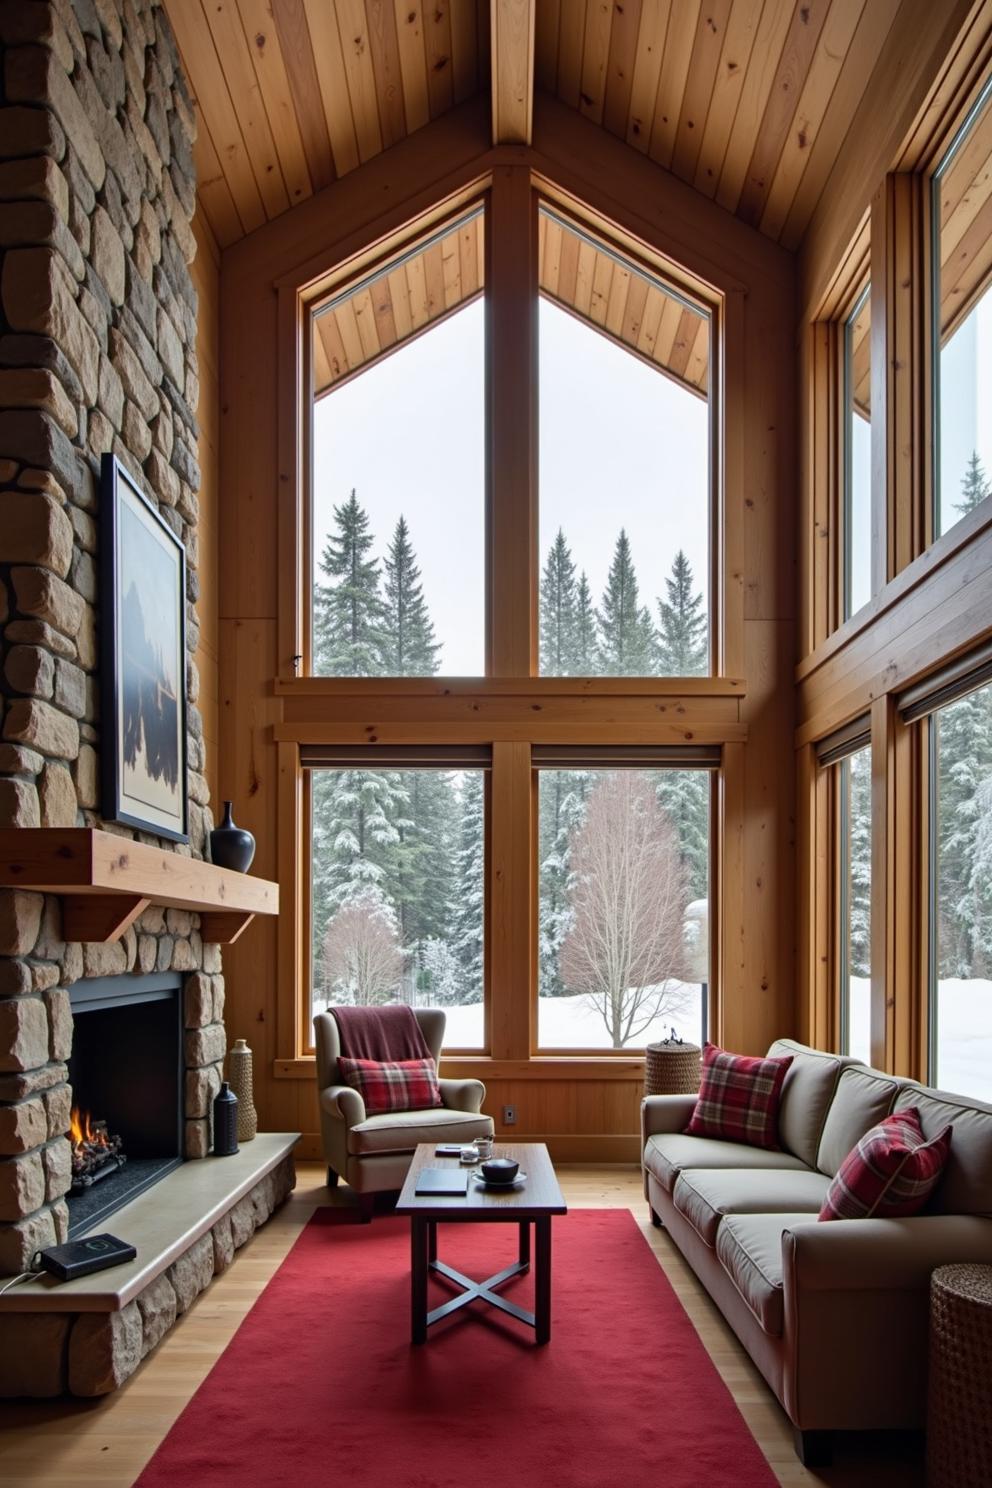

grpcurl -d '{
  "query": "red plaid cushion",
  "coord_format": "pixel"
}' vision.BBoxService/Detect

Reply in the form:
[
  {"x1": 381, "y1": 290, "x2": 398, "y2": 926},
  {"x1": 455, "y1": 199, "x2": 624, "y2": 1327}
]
[
  {"x1": 819, "y1": 1108, "x2": 952, "y2": 1221},
  {"x1": 684, "y1": 1043, "x2": 793, "y2": 1150},
  {"x1": 338, "y1": 1056, "x2": 443, "y2": 1116}
]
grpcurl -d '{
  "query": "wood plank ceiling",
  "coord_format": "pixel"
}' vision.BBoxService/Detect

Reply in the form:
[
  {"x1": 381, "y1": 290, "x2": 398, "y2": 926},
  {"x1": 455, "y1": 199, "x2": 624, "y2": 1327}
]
[
  {"x1": 167, "y1": 0, "x2": 904, "y2": 256},
  {"x1": 311, "y1": 204, "x2": 708, "y2": 401},
  {"x1": 166, "y1": 0, "x2": 490, "y2": 249}
]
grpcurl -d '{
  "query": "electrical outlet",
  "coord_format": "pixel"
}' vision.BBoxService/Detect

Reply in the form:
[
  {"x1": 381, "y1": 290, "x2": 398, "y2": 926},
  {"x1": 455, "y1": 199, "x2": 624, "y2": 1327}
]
[{"x1": 502, "y1": 1104, "x2": 517, "y2": 1126}]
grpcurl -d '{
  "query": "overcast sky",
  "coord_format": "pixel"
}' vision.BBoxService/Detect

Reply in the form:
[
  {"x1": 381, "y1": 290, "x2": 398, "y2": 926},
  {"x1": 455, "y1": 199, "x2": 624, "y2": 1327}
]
[
  {"x1": 313, "y1": 297, "x2": 710, "y2": 674},
  {"x1": 940, "y1": 292, "x2": 992, "y2": 534}
]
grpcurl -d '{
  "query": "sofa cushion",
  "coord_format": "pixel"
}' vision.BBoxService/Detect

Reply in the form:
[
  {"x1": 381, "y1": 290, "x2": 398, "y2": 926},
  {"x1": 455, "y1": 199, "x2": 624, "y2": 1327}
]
[
  {"x1": 685, "y1": 1043, "x2": 793, "y2": 1149},
  {"x1": 673, "y1": 1167, "x2": 832, "y2": 1247},
  {"x1": 643, "y1": 1133, "x2": 807, "y2": 1194},
  {"x1": 819, "y1": 1108, "x2": 953, "y2": 1221},
  {"x1": 716, "y1": 1213, "x2": 809, "y2": 1336},
  {"x1": 347, "y1": 1106, "x2": 493, "y2": 1156},
  {"x1": 893, "y1": 1084, "x2": 992, "y2": 1216},
  {"x1": 816, "y1": 1066, "x2": 902, "y2": 1176},
  {"x1": 768, "y1": 1039, "x2": 855, "y2": 1167}
]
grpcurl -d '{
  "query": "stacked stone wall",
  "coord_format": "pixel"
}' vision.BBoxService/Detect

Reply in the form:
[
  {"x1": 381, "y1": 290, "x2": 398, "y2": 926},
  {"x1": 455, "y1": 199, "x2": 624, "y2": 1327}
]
[{"x1": 0, "y1": 0, "x2": 224, "y2": 1276}]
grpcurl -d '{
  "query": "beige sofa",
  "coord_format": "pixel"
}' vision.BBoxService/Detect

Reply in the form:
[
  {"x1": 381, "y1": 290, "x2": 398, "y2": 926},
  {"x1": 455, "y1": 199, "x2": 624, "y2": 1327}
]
[{"x1": 642, "y1": 1038, "x2": 992, "y2": 1465}]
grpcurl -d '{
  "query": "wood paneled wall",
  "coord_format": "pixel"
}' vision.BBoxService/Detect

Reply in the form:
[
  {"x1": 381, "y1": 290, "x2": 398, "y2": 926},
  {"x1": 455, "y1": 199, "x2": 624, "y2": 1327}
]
[
  {"x1": 216, "y1": 95, "x2": 797, "y2": 1160},
  {"x1": 191, "y1": 211, "x2": 221, "y2": 809},
  {"x1": 795, "y1": 1, "x2": 992, "y2": 1071}
]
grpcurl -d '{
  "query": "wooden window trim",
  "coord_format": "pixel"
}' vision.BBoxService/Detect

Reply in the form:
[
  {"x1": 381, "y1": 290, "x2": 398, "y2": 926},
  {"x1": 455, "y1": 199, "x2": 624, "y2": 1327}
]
[{"x1": 269, "y1": 153, "x2": 759, "y2": 1072}]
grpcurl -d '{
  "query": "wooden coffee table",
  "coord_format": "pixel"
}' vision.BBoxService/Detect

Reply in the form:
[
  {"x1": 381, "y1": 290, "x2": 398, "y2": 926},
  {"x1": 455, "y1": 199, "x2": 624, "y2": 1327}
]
[{"x1": 395, "y1": 1141, "x2": 567, "y2": 1345}]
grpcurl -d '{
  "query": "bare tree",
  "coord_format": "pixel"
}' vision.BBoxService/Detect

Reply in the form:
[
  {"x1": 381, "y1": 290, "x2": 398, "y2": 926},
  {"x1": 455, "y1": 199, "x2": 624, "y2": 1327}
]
[
  {"x1": 560, "y1": 772, "x2": 691, "y2": 1047},
  {"x1": 321, "y1": 890, "x2": 403, "y2": 1006}
]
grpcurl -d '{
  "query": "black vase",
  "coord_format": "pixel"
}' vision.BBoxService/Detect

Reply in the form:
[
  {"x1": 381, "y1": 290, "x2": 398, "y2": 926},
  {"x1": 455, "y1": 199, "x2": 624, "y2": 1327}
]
[
  {"x1": 210, "y1": 801, "x2": 255, "y2": 873},
  {"x1": 212, "y1": 1082, "x2": 239, "y2": 1156}
]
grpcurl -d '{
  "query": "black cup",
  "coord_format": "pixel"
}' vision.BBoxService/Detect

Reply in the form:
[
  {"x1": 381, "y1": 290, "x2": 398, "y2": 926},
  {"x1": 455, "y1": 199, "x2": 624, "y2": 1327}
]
[{"x1": 481, "y1": 1157, "x2": 519, "y2": 1185}]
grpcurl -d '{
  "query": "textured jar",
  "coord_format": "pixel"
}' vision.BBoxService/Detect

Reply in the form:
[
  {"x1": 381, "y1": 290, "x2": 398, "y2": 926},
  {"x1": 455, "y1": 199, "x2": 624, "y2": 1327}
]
[
  {"x1": 228, "y1": 1038, "x2": 258, "y2": 1142},
  {"x1": 212, "y1": 1081, "x2": 239, "y2": 1156},
  {"x1": 210, "y1": 801, "x2": 256, "y2": 873}
]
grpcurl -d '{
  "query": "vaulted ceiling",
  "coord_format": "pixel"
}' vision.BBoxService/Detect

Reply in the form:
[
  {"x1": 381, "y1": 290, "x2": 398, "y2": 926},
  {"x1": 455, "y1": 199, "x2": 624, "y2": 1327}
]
[{"x1": 167, "y1": 0, "x2": 903, "y2": 256}]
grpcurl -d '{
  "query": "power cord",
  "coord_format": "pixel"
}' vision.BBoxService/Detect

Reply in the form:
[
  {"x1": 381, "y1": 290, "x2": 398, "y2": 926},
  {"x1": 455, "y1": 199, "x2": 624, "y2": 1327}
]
[{"x1": 0, "y1": 1250, "x2": 44, "y2": 1296}]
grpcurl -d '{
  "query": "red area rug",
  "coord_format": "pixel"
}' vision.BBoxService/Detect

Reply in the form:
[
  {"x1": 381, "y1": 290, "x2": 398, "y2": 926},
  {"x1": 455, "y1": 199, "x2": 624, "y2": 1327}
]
[{"x1": 135, "y1": 1208, "x2": 777, "y2": 1488}]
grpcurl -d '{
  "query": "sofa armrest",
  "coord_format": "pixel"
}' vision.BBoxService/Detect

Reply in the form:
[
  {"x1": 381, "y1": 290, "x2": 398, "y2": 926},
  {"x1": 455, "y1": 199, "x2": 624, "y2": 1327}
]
[
  {"x1": 439, "y1": 1077, "x2": 485, "y2": 1114},
  {"x1": 641, "y1": 1094, "x2": 697, "y2": 1143},
  {"x1": 319, "y1": 1084, "x2": 366, "y2": 1126},
  {"x1": 783, "y1": 1214, "x2": 992, "y2": 1292}
]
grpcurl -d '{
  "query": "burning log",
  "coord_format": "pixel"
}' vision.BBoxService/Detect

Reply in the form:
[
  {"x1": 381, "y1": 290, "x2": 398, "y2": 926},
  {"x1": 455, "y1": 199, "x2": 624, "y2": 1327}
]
[{"x1": 70, "y1": 1107, "x2": 127, "y2": 1189}]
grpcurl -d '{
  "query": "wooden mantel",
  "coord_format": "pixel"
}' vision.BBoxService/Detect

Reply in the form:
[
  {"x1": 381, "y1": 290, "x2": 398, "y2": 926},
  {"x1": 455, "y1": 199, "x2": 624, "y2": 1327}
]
[{"x1": 0, "y1": 829, "x2": 279, "y2": 944}]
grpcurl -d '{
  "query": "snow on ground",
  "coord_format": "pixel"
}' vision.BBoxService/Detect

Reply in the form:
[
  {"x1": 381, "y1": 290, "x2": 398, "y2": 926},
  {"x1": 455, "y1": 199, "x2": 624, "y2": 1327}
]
[
  {"x1": 442, "y1": 984, "x2": 705, "y2": 1052},
  {"x1": 851, "y1": 976, "x2": 992, "y2": 1101}
]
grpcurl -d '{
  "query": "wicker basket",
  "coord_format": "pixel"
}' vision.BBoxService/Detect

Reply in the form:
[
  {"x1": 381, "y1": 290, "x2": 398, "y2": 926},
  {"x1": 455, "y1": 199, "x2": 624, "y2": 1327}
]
[
  {"x1": 644, "y1": 1040, "x2": 701, "y2": 1096},
  {"x1": 928, "y1": 1263, "x2": 992, "y2": 1488}
]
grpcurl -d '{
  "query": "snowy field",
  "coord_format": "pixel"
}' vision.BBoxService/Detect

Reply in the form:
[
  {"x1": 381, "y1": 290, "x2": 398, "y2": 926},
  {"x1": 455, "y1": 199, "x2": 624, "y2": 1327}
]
[
  {"x1": 441, "y1": 983, "x2": 705, "y2": 1052},
  {"x1": 850, "y1": 976, "x2": 992, "y2": 1101}
]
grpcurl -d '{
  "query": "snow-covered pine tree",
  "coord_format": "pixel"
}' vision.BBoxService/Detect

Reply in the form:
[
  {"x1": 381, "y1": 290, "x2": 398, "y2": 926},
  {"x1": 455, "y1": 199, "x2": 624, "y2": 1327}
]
[
  {"x1": 596, "y1": 530, "x2": 656, "y2": 675},
  {"x1": 957, "y1": 450, "x2": 992, "y2": 518},
  {"x1": 540, "y1": 530, "x2": 580, "y2": 675},
  {"x1": 847, "y1": 747, "x2": 872, "y2": 977},
  {"x1": 311, "y1": 769, "x2": 411, "y2": 992},
  {"x1": 656, "y1": 770, "x2": 709, "y2": 903},
  {"x1": 381, "y1": 515, "x2": 442, "y2": 675},
  {"x1": 451, "y1": 772, "x2": 485, "y2": 1003},
  {"x1": 656, "y1": 549, "x2": 707, "y2": 676},
  {"x1": 574, "y1": 572, "x2": 597, "y2": 674},
  {"x1": 313, "y1": 490, "x2": 387, "y2": 675},
  {"x1": 538, "y1": 770, "x2": 587, "y2": 996},
  {"x1": 392, "y1": 770, "x2": 457, "y2": 959},
  {"x1": 935, "y1": 686, "x2": 992, "y2": 976}
]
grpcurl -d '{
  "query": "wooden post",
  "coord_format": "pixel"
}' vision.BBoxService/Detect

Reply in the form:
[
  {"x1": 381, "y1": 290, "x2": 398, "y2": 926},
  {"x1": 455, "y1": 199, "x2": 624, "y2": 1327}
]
[
  {"x1": 870, "y1": 695, "x2": 926, "y2": 1075},
  {"x1": 489, "y1": 741, "x2": 534, "y2": 1059},
  {"x1": 871, "y1": 174, "x2": 927, "y2": 592},
  {"x1": 486, "y1": 167, "x2": 538, "y2": 677}
]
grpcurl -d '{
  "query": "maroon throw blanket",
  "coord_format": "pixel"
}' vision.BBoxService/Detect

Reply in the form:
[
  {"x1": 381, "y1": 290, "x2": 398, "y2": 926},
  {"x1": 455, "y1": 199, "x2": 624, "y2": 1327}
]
[{"x1": 331, "y1": 1005, "x2": 434, "y2": 1063}]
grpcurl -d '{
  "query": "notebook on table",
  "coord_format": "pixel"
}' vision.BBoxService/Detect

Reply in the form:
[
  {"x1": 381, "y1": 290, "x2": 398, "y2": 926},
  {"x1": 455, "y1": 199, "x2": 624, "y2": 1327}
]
[{"x1": 415, "y1": 1167, "x2": 470, "y2": 1196}]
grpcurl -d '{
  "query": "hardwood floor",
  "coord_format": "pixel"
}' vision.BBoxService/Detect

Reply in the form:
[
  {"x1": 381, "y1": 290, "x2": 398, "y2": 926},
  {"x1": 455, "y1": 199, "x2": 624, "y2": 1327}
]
[{"x1": 0, "y1": 1163, "x2": 924, "y2": 1488}]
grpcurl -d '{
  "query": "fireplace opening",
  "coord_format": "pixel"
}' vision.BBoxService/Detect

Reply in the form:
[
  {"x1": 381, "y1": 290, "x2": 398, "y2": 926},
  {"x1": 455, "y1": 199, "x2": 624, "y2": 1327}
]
[{"x1": 67, "y1": 972, "x2": 184, "y2": 1236}]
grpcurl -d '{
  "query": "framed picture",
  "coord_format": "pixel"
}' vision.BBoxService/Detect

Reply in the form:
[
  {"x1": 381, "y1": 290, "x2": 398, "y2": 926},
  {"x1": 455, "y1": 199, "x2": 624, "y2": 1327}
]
[{"x1": 100, "y1": 453, "x2": 188, "y2": 842}]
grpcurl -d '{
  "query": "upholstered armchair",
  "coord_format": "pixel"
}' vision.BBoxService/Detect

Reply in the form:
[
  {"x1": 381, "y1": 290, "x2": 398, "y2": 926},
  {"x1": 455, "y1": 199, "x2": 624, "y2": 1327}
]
[{"x1": 313, "y1": 1008, "x2": 493, "y2": 1218}]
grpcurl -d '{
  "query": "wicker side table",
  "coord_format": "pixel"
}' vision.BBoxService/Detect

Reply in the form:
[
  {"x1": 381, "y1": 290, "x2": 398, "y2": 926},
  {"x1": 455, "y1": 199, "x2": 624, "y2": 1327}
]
[
  {"x1": 644, "y1": 1040, "x2": 700, "y2": 1096},
  {"x1": 928, "y1": 1263, "x2": 992, "y2": 1488}
]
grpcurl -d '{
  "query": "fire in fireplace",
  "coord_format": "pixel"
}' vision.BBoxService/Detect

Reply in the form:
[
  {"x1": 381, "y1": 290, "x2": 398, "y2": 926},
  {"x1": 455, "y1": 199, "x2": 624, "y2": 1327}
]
[
  {"x1": 67, "y1": 972, "x2": 184, "y2": 1235},
  {"x1": 69, "y1": 1107, "x2": 127, "y2": 1191}
]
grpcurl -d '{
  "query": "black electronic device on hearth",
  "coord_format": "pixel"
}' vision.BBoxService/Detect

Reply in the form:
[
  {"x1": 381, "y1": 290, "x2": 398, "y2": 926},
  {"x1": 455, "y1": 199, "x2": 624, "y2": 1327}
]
[{"x1": 35, "y1": 1233, "x2": 137, "y2": 1282}]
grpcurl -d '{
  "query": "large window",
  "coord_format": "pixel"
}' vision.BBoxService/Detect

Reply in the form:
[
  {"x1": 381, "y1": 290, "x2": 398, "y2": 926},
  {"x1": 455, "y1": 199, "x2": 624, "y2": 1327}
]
[
  {"x1": 933, "y1": 76, "x2": 992, "y2": 540},
  {"x1": 310, "y1": 211, "x2": 485, "y2": 675},
  {"x1": 844, "y1": 284, "x2": 872, "y2": 617},
  {"x1": 930, "y1": 681, "x2": 992, "y2": 1099},
  {"x1": 538, "y1": 209, "x2": 711, "y2": 677},
  {"x1": 839, "y1": 746, "x2": 872, "y2": 1061},
  {"x1": 308, "y1": 761, "x2": 486, "y2": 1050},
  {"x1": 536, "y1": 756, "x2": 711, "y2": 1050}
]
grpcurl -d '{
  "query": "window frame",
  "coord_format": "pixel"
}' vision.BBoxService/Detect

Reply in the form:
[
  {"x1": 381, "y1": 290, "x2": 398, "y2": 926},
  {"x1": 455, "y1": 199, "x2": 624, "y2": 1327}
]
[
  {"x1": 532, "y1": 747, "x2": 717, "y2": 1055},
  {"x1": 842, "y1": 280, "x2": 872, "y2": 622},
  {"x1": 301, "y1": 749, "x2": 493, "y2": 1058},
  {"x1": 930, "y1": 71, "x2": 992, "y2": 543},
  {"x1": 270, "y1": 160, "x2": 752, "y2": 1081}
]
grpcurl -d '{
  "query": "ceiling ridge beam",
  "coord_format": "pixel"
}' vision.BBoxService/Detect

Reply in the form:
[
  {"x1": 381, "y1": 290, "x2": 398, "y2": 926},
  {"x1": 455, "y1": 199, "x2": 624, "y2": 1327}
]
[{"x1": 491, "y1": 0, "x2": 536, "y2": 145}]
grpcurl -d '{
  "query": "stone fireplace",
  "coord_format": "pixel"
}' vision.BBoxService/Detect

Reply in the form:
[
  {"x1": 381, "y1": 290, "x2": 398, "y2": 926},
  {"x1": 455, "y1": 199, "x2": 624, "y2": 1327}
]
[{"x1": 0, "y1": 0, "x2": 294, "y2": 1396}]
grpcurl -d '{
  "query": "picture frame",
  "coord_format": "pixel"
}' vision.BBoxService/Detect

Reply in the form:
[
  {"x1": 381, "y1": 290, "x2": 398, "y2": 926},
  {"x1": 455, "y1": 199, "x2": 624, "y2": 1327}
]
[{"x1": 99, "y1": 453, "x2": 189, "y2": 843}]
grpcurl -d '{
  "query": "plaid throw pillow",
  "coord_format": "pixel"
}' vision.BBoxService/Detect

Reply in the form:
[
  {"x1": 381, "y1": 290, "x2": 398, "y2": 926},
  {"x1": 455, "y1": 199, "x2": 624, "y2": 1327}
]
[
  {"x1": 819, "y1": 1107, "x2": 952, "y2": 1221},
  {"x1": 684, "y1": 1043, "x2": 793, "y2": 1150},
  {"x1": 338, "y1": 1056, "x2": 443, "y2": 1116}
]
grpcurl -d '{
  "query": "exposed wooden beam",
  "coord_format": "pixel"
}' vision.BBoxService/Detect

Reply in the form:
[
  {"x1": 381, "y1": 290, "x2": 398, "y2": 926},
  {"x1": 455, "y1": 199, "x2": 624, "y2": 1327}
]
[{"x1": 490, "y1": 0, "x2": 535, "y2": 145}]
